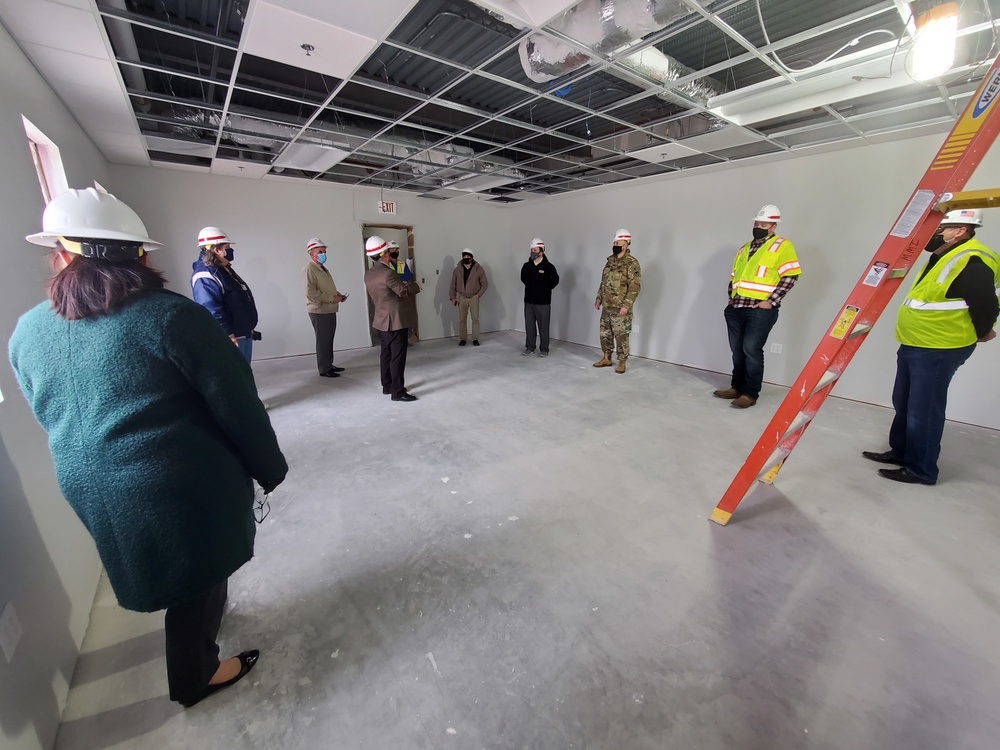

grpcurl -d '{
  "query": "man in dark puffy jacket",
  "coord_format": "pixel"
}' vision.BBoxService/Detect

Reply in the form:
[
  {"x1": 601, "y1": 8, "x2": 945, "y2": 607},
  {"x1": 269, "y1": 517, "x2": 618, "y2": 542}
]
[
  {"x1": 191, "y1": 226, "x2": 259, "y2": 363},
  {"x1": 520, "y1": 237, "x2": 559, "y2": 357}
]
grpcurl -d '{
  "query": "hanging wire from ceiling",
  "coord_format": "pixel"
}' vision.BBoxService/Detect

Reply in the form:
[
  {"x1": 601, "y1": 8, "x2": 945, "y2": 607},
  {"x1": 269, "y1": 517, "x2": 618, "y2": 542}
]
[{"x1": 754, "y1": 0, "x2": 900, "y2": 76}]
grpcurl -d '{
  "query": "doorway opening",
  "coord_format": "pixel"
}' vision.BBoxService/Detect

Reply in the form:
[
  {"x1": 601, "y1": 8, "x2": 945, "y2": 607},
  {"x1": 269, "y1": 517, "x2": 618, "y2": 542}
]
[{"x1": 361, "y1": 224, "x2": 418, "y2": 347}]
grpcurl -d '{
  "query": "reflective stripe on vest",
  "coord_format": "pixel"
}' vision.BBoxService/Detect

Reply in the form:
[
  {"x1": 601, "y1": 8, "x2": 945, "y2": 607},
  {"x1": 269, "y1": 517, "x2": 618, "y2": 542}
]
[
  {"x1": 731, "y1": 236, "x2": 797, "y2": 300},
  {"x1": 191, "y1": 270, "x2": 223, "y2": 290}
]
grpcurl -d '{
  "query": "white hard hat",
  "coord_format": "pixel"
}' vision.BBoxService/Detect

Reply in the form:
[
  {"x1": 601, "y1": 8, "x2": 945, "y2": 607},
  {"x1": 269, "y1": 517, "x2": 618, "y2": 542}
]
[
  {"x1": 198, "y1": 226, "x2": 233, "y2": 247},
  {"x1": 365, "y1": 235, "x2": 389, "y2": 256},
  {"x1": 530, "y1": 237, "x2": 545, "y2": 249},
  {"x1": 461, "y1": 248, "x2": 474, "y2": 258},
  {"x1": 26, "y1": 188, "x2": 161, "y2": 249},
  {"x1": 306, "y1": 237, "x2": 326, "y2": 251},
  {"x1": 613, "y1": 228, "x2": 631, "y2": 242},
  {"x1": 940, "y1": 208, "x2": 983, "y2": 227},
  {"x1": 387, "y1": 240, "x2": 400, "y2": 249},
  {"x1": 754, "y1": 204, "x2": 781, "y2": 223}
]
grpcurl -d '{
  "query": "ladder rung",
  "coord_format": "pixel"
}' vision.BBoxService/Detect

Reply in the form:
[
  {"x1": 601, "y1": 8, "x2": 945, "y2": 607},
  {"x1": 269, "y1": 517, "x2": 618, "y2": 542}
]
[
  {"x1": 781, "y1": 410, "x2": 814, "y2": 443},
  {"x1": 809, "y1": 369, "x2": 840, "y2": 398},
  {"x1": 848, "y1": 324, "x2": 872, "y2": 339},
  {"x1": 755, "y1": 448, "x2": 790, "y2": 482},
  {"x1": 888, "y1": 268, "x2": 908, "y2": 279}
]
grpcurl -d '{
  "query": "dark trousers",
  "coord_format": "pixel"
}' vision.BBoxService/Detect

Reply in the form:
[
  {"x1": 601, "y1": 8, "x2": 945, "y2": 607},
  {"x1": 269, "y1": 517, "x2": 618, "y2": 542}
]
[
  {"x1": 524, "y1": 303, "x2": 552, "y2": 353},
  {"x1": 889, "y1": 343, "x2": 975, "y2": 482},
  {"x1": 164, "y1": 579, "x2": 228, "y2": 704},
  {"x1": 378, "y1": 328, "x2": 409, "y2": 396},
  {"x1": 309, "y1": 312, "x2": 338, "y2": 373},
  {"x1": 724, "y1": 305, "x2": 779, "y2": 400}
]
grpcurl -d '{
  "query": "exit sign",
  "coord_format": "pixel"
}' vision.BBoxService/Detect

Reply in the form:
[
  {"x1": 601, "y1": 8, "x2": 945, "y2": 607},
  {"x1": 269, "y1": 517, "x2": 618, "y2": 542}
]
[{"x1": 377, "y1": 200, "x2": 397, "y2": 215}]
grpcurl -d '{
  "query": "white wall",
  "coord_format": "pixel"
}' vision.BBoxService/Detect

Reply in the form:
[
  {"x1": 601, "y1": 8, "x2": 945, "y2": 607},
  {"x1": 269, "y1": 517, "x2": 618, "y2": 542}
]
[
  {"x1": 0, "y1": 20, "x2": 110, "y2": 750},
  {"x1": 512, "y1": 134, "x2": 1000, "y2": 430},
  {"x1": 109, "y1": 167, "x2": 518, "y2": 356}
]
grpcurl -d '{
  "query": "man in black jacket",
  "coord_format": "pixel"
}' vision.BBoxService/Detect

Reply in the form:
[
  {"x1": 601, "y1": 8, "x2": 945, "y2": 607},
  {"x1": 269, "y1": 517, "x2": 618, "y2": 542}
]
[{"x1": 521, "y1": 238, "x2": 560, "y2": 357}]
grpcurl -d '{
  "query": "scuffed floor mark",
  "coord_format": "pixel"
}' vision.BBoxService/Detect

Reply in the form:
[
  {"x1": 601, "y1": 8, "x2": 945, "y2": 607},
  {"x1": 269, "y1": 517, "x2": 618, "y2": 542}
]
[
  {"x1": 508, "y1": 515, "x2": 519, "y2": 521},
  {"x1": 426, "y1": 652, "x2": 443, "y2": 678}
]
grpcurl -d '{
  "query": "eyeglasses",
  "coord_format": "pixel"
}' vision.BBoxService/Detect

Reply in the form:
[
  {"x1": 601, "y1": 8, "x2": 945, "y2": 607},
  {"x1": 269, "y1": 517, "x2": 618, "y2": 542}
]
[{"x1": 253, "y1": 487, "x2": 274, "y2": 524}]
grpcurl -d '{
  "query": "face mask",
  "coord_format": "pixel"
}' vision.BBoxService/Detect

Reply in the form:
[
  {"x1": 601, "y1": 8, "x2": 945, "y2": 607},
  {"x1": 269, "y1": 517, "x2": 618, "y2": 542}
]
[
  {"x1": 752, "y1": 227, "x2": 768, "y2": 240},
  {"x1": 611, "y1": 245, "x2": 621, "y2": 256},
  {"x1": 463, "y1": 259, "x2": 472, "y2": 265},
  {"x1": 316, "y1": 252, "x2": 327, "y2": 264},
  {"x1": 224, "y1": 248, "x2": 234, "y2": 262},
  {"x1": 530, "y1": 251, "x2": 540, "y2": 260},
  {"x1": 389, "y1": 250, "x2": 400, "y2": 259},
  {"x1": 924, "y1": 234, "x2": 946, "y2": 253}
]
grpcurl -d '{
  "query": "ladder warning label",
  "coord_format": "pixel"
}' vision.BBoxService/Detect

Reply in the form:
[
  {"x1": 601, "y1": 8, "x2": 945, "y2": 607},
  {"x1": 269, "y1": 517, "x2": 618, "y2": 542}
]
[
  {"x1": 830, "y1": 305, "x2": 860, "y2": 339},
  {"x1": 862, "y1": 261, "x2": 889, "y2": 287},
  {"x1": 890, "y1": 190, "x2": 936, "y2": 238}
]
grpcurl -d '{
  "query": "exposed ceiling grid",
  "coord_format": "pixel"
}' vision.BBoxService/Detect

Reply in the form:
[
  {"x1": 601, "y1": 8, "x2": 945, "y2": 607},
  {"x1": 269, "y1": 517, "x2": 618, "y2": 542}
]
[{"x1": 1, "y1": 0, "x2": 997, "y2": 200}]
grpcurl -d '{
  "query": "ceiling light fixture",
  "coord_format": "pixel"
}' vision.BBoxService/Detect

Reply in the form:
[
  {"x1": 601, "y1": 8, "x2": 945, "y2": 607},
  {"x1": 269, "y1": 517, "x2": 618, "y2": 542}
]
[{"x1": 910, "y1": 2, "x2": 960, "y2": 81}]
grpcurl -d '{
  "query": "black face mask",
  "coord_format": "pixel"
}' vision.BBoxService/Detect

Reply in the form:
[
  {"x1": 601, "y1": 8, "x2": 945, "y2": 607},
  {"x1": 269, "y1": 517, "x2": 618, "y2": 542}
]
[
  {"x1": 529, "y1": 251, "x2": 540, "y2": 260},
  {"x1": 463, "y1": 259, "x2": 472, "y2": 266},
  {"x1": 611, "y1": 245, "x2": 621, "y2": 256},
  {"x1": 388, "y1": 250, "x2": 400, "y2": 259},
  {"x1": 924, "y1": 234, "x2": 946, "y2": 253},
  {"x1": 752, "y1": 227, "x2": 769, "y2": 241}
]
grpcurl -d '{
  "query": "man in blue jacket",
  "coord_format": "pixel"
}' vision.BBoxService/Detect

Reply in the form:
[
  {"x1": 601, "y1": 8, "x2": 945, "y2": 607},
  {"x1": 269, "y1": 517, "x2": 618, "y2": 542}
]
[{"x1": 191, "y1": 226, "x2": 259, "y2": 363}]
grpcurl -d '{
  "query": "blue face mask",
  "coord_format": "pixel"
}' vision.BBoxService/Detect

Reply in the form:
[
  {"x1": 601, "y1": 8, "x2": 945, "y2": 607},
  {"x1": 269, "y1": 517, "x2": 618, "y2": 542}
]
[
  {"x1": 317, "y1": 252, "x2": 328, "y2": 264},
  {"x1": 224, "y1": 247, "x2": 234, "y2": 262}
]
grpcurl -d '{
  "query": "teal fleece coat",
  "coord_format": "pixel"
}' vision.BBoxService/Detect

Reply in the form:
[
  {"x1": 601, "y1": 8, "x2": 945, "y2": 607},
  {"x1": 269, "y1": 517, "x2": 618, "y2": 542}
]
[{"x1": 9, "y1": 291, "x2": 288, "y2": 612}]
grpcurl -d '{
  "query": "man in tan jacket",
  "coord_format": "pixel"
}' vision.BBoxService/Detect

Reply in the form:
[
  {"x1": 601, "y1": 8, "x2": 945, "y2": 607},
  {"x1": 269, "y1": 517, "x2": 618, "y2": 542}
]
[
  {"x1": 449, "y1": 249, "x2": 488, "y2": 346},
  {"x1": 303, "y1": 237, "x2": 347, "y2": 378},
  {"x1": 364, "y1": 235, "x2": 421, "y2": 401}
]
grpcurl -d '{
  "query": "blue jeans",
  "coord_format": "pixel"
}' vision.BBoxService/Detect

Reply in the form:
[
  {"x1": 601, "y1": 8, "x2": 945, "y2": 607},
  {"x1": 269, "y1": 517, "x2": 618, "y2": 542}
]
[
  {"x1": 235, "y1": 336, "x2": 253, "y2": 364},
  {"x1": 888, "y1": 344, "x2": 974, "y2": 482},
  {"x1": 724, "y1": 305, "x2": 779, "y2": 399}
]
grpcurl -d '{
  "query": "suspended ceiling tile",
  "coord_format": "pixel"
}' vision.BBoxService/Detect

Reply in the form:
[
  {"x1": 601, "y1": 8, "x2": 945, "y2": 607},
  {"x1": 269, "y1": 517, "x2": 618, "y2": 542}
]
[
  {"x1": 0, "y1": 0, "x2": 107, "y2": 59},
  {"x1": 680, "y1": 125, "x2": 762, "y2": 151},
  {"x1": 21, "y1": 44, "x2": 122, "y2": 92},
  {"x1": 89, "y1": 132, "x2": 148, "y2": 165},
  {"x1": 243, "y1": 2, "x2": 378, "y2": 81},
  {"x1": 54, "y1": 82, "x2": 137, "y2": 135},
  {"x1": 211, "y1": 159, "x2": 274, "y2": 179},
  {"x1": 145, "y1": 136, "x2": 218, "y2": 159},
  {"x1": 267, "y1": 0, "x2": 418, "y2": 39},
  {"x1": 468, "y1": 0, "x2": 579, "y2": 27},
  {"x1": 626, "y1": 141, "x2": 701, "y2": 165}
]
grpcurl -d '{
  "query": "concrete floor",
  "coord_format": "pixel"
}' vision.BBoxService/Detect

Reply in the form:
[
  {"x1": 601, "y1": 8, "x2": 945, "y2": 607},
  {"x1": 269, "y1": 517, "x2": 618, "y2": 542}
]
[{"x1": 54, "y1": 332, "x2": 1000, "y2": 750}]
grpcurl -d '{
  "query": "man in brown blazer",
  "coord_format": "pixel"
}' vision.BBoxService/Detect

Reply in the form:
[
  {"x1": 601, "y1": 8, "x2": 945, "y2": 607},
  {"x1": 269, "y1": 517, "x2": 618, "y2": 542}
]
[{"x1": 364, "y1": 235, "x2": 421, "y2": 402}]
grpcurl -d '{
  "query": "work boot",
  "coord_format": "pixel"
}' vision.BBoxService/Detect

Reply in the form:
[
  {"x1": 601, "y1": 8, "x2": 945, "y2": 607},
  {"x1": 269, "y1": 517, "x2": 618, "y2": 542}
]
[
  {"x1": 615, "y1": 359, "x2": 627, "y2": 374},
  {"x1": 593, "y1": 353, "x2": 613, "y2": 367},
  {"x1": 730, "y1": 395, "x2": 757, "y2": 409},
  {"x1": 713, "y1": 388, "x2": 740, "y2": 399}
]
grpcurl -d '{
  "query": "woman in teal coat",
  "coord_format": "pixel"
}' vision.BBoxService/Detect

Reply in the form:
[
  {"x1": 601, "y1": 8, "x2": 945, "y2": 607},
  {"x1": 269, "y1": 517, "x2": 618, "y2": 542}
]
[{"x1": 8, "y1": 188, "x2": 288, "y2": 707}]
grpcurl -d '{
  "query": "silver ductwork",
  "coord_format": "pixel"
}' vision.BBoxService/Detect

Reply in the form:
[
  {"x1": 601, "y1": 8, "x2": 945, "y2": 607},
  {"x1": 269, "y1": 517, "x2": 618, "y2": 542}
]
[{"x1": 518, "y1": 0, "x2": 724, "y2": 105}]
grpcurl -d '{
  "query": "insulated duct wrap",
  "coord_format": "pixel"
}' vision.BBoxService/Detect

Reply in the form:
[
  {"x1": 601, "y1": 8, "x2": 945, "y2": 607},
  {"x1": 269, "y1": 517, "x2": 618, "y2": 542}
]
[{"x1": 518, "y1": 0, "x2": 724, "y2": 104}]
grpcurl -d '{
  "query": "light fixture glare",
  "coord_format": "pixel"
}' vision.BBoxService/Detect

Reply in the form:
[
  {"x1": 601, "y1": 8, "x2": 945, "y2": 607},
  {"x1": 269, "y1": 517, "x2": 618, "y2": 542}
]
[{"x1": 911, "y1": 2, "x2": 959, "y2": 82}]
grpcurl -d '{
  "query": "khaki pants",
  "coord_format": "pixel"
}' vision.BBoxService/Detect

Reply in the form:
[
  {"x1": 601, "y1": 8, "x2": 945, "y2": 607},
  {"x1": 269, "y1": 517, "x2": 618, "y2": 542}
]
[{"x1": 458, "y1": 295, "x2": 480, "y2": 341}]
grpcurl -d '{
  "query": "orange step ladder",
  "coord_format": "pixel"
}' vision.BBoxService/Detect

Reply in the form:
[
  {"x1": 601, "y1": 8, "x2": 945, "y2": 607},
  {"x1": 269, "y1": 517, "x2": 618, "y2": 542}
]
[{"x1": 710, "y1": 58, "x2": 1000, "y2": 526}]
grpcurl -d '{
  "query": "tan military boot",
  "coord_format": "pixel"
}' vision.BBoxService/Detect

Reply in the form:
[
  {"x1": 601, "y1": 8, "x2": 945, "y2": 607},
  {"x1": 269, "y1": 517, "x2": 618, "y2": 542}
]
[
  {"x1": 730, "y1": 395, "x2": 758, "y2": 408},
  {"x1": 593, "y1": 353, "x2": 613, "y2": 367},
  {"x1": 615, "y1": 359, "x2": 627, "y2": 374},
  {"x1": 713, "y1": 388, "x2": 740, "y2": 399}
]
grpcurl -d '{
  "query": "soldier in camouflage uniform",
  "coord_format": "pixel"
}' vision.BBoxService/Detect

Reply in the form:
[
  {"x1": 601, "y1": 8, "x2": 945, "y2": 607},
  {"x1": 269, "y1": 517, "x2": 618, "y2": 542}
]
[{"x1": 593, "y1": 228, "x2": 642, "y2": 373}]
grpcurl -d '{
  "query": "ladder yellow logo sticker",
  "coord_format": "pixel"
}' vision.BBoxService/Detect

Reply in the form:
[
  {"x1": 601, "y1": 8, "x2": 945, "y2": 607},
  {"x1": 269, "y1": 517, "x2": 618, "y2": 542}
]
[{"x1": 830, "y1": 305, "x2": 860, "y2": 339}]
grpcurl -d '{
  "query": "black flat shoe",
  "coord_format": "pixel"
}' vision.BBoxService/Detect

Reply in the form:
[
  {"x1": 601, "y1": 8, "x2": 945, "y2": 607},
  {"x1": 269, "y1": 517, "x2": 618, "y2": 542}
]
[
  {"x1": 181, "y1": 650, "x2": 259, "y2": 708},
  {"x1": 878, "y1": 468, "x2": 935, "y2": 485},
  {"x1": 392, "y1": 393, "x2": 418, "y2": 402},
  {"x1": 319, "y1": 369, "x2": 340, "y2": 378},
  {"x1": 330, "y1": 365, "x2": 345, "y2": 373},
  {"x1": 862, "y1": 450, "x2": 904, "y2": 465},
  {"x1": 383, "y1": 387, "x2": 391, "y2": 395}
]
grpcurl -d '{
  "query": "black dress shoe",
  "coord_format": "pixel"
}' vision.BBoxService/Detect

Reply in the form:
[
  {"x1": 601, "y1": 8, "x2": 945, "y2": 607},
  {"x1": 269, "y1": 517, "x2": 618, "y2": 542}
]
[
  {"x1": 472, "y1": 340, "x2": 480, "y2": 346},
  {"x1": 382, "y1": 386, "x2": 391, "y2": 395},
  {"x1": 330, "y1": 365, "x2": 345, "y2": 373},
  {"x1": 459, "y1": 340, "x2": 467, "y2": 346},
  {"x1": 319, "y1": 369, "x2": 340, "y2": 378},
  {"x1": 861, "y1": 450, "x2": 904, "y2": 465},
  {"x1": 181, "y1": 650, "x2": 259, "y2": 708},
  {"x1": 391, "y1": 393, "x2": 418, "y2": 402},
  {"x1": 878, "y1": 467, "x2": 935, "y2": 485}
]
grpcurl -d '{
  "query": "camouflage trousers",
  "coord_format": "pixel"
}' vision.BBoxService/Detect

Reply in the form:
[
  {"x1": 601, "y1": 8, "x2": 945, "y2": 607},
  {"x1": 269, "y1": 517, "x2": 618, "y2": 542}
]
[{"x1": 599, "y1": 308, "x2": 632, "y2": 360}]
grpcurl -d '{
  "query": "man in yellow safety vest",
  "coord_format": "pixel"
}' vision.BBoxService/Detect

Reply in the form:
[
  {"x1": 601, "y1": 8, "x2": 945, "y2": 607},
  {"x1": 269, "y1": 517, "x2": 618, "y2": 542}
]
[
  {"x1": 713, "y1": 204, "x2": 802, "y2": 408},
  {"x1": 863, "y1": 209, "x2": 999, "y2": 484}
]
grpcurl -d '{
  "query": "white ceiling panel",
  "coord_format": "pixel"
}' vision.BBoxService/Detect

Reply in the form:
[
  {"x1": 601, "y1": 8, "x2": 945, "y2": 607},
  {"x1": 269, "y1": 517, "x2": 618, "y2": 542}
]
[
  {"x1": 89, "y1": 131, "x2": 148, "y2": 165},
  {"x1": 210, "y1": 159, "x2": 272, "y2": 178},
  {"x1": 21, "y1": 44, "x2": 122, "y2": 92},
  {"x1": 0, "y1": 0, "x2": 108, "y2": 59},
  {"x1": 266, "y1": 0, "x2": 418, "y2": 40},
  {"x1": 679, "y1": 126, "x2": 763, "y2": 152},
  {"x1": 145, "y1": 136, "x2": 217, "y2": 159},
  {"x1": 627, "y1": 142, "x2": 701, "y2": 164},
  {"x1": 243, "y1": 2, "x2": 377, "y2": 80},
  {"x1": 53, "y1": 82, "x2": 137, "y2": 135}
]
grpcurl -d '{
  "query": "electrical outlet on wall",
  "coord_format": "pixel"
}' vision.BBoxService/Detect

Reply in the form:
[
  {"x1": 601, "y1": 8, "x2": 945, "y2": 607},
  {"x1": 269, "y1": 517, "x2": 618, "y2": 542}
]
[
  {"x1": 0, "y1": 602, "x2": 23, "y2": 663},
  {"x1": 770, "y1": 343, "x2": 783, "y2": 354}
]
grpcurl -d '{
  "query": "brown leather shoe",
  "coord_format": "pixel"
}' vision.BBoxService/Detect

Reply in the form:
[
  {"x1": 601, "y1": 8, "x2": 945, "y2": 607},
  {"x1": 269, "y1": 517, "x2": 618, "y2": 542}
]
[
  {"x1": 730, "y1": 395, "x2": 757, "y2": 408},
  {"x1": 593, "y1": 354, "x2": 612, "y2": 367},
  {"x1": 713, "y1": 388, "x2": 740, "y2": 399},
  {"x1": 615, "y1": 359, "x2": 626, "y2": 373}
]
